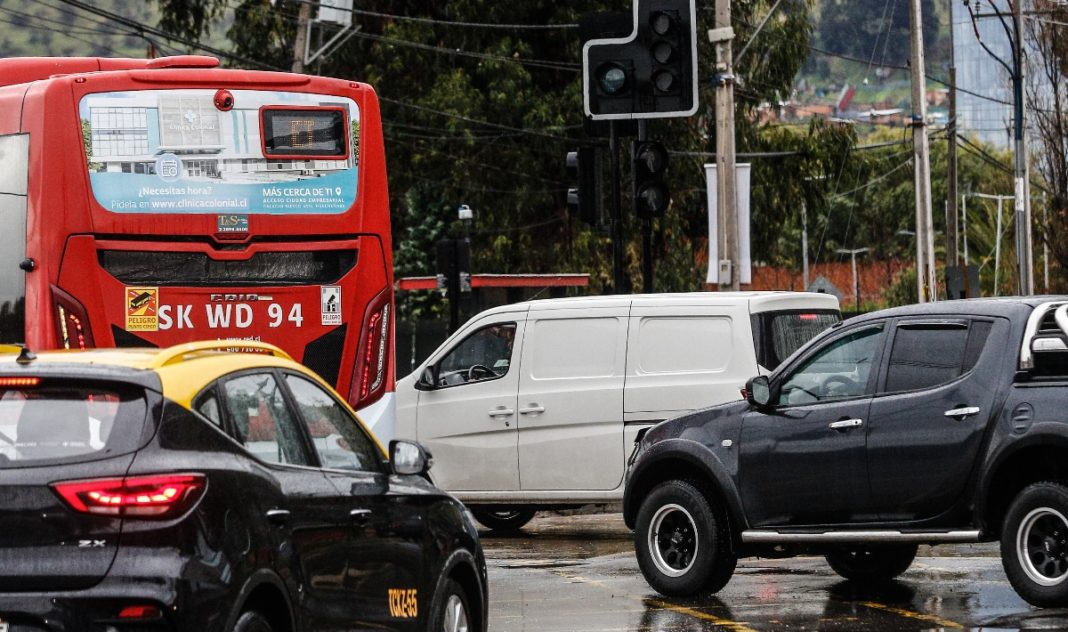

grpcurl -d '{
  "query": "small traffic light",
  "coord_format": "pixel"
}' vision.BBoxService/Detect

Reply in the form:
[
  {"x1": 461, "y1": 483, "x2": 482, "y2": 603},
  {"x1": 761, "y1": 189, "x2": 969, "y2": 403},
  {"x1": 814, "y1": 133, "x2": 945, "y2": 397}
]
[
  {"x1": 566, "y1": 147, "x2": 602, "y2": 225},
  {"x1": 582, "y1": 0, "x2": 698, "y2": 120},
  {"x1": 632, "y1": 141, "x2": 669, "y2": 217}
]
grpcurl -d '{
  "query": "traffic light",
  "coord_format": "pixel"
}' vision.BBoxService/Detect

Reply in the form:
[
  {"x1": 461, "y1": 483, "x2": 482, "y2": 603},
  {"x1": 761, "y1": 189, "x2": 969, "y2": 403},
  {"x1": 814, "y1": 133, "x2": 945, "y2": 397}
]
[
  {"x1": 566, "y1": 147, "x2": 602, "y2": 225},
  {"x1": 632, "y1": 141, "x2": 669, "y2": 217},
  {"x1": 582, "y1": 0, "x2": 698, "y2": 120}
]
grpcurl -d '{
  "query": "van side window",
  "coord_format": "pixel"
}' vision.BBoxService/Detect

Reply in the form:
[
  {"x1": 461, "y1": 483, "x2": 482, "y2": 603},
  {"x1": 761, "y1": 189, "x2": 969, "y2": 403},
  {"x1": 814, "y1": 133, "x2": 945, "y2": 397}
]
[{"x1": 436, "y1": 323, "x2": 517, "y2": 387}]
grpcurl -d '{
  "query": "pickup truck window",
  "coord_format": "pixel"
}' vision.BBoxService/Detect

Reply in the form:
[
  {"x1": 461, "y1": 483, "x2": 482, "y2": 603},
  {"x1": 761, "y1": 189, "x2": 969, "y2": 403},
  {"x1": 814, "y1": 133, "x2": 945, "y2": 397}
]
[
  {"x1": 883, "y1": 321, "x2": 992, "y2": 393},
  {"x1": 777, "y1": 326, "x2": 882, "y2": 406}
]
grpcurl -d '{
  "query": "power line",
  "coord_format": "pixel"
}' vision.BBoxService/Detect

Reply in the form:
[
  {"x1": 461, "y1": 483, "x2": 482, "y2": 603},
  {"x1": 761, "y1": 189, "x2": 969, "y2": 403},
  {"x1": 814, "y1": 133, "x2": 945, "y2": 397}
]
[{"x1": 348, "y1": 30, "x2": 580, "y2": 72}]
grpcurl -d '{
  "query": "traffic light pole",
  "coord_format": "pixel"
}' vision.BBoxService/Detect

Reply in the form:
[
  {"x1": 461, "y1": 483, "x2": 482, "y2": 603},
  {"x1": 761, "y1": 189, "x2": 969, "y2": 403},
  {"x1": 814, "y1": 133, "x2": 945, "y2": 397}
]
[
  {"x1": 638, "y1": 121, "x2": 654, "y2": 293},
  {"x1": 609, "y1": 122, "x2": 627, "y2": 294}
]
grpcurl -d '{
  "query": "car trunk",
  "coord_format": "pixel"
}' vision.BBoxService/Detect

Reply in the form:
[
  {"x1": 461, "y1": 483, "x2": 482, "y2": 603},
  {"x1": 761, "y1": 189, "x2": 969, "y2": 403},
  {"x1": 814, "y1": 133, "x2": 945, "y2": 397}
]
[{"x1": 0, "y1": 380, "x2": 148, "y2": 591}]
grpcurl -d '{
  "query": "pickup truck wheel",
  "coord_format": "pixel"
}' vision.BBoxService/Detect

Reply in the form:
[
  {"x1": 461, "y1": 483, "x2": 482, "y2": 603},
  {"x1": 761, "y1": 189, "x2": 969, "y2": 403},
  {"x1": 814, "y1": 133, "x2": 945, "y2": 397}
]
[
  {"x1": 469, "y1": 507, "x2": 537, "y2": 532},
  {"x1": 635, "y1": 480, "x2": 736, "y2": 597},
  {"x1": 825, "y1": 544, "x2": 917, "y2": 583},
  {"x1": 1001, "y1": 482, "x2": 1068, "y2": 607}
]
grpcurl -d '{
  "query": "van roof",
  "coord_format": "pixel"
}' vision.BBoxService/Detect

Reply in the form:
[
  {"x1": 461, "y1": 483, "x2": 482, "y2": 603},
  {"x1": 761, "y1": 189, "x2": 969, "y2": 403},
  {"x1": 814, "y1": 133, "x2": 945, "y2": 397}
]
[{"x1": 473, "y1": 291, "x2": 839, "y2": 317}]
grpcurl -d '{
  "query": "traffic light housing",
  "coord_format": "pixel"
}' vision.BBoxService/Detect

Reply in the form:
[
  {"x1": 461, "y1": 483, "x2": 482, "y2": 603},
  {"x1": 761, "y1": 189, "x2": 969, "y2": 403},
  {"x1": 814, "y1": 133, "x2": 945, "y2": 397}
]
[
  {"x1": 632, "y1": 141, "x2": 669, "y2": 217},
  {"x1": 582, "y1": 0, "x2": 698, "y2": 120},
  {"x1": 566, "y1": 147, "x2": 602, "y2": 225}
]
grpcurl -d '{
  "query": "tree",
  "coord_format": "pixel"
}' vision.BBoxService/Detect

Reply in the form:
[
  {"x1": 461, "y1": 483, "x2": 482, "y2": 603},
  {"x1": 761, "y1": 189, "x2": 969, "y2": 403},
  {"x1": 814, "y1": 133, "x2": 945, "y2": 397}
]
[{"x1": 1026, "y1": 1, "x2": 1068, "y2": 291}]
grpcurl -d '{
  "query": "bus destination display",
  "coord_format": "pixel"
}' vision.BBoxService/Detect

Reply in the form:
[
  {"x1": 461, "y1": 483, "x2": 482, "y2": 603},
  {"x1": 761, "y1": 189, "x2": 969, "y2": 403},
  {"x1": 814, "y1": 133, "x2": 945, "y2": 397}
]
[{"x1": 262, "y1": 107, "x2": 347, "y2": 158}]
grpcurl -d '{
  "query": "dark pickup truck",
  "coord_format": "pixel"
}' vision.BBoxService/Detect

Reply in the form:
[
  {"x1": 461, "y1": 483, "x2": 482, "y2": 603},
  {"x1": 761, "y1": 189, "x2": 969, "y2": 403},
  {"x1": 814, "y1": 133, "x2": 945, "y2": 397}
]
[{"x1": 624, "y1": 297, "x2": 1068, "y2": 607}]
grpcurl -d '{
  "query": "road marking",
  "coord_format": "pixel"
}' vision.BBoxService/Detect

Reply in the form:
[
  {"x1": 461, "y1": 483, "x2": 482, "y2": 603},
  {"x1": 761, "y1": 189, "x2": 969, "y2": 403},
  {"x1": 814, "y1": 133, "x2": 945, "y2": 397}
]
[
  {"x1": 860, "y1": 601, "x2": 963, "y2": 628},
  {"x1": 647, "y1": 598, "x2": 759, "y2": 632},
  {"x1": 552, "y1": 569, "x2": 757, "y2": 631}
]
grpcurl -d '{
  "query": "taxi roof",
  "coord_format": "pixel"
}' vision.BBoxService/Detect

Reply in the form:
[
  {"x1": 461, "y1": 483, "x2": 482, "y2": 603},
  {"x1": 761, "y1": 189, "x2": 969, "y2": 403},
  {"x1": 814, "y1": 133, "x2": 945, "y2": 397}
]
[{"x1": 0, "y1": 341, "x2": 310, "y2": 405}]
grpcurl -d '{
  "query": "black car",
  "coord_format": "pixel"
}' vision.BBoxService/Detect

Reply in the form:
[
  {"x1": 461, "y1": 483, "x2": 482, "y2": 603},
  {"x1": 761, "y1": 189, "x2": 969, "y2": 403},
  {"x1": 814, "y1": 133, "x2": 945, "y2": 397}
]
[{"x1": 0, "y1": 342, "x2": 487, "y2": 631}]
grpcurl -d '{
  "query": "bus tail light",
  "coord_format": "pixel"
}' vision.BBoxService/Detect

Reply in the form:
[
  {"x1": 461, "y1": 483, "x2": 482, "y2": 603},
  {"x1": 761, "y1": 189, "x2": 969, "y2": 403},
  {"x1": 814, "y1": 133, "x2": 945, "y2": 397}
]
[
  {"x1": 351, "y1": 291, "x2": 392, "y2": 410},
  {"x1": 52, "y1": 473, "x2": 206, "y2": 519},
  {"x1": 52, "y1": 286, "x2": 95, "y2": 350}
]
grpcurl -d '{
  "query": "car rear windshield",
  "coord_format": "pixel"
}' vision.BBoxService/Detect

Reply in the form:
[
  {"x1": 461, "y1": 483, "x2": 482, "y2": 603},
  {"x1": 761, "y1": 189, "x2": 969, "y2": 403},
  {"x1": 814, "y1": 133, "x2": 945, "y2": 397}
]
[
  {"x1": 0, "y1": 382, "x2": 147, "y2": 467},
  {"x1": 753, "y1": 310, "x2": 841, "y2": 370}
]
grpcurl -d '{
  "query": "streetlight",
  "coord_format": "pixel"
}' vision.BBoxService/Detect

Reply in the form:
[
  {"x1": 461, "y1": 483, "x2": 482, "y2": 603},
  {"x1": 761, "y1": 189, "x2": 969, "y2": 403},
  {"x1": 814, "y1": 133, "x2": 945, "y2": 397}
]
[{"x1": 837, "y1": 248, "x2": 869, "y2": 314}]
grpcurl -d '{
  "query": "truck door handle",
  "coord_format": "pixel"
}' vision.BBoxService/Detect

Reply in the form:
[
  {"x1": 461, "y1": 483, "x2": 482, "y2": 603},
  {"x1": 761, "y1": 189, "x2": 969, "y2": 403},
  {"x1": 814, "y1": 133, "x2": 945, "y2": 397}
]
[
  {"x1": 488, "y1": 407, "x2": 515, "y2": 417},
  {"x1": 349, "y1": 508, "x2": 373, "y2": 524},
  {"x1": 945, "y1": 406, "x2": 980, "y2": 419},
  {"x1": 519, "y1": 405, "x2": 545, "y2": 415},
  {"x1": 266, "y1": 508, "x2": 291, "y2": 524},
  {"x1": 828, "y1": 418, "x2": 863, "y2": 431}
]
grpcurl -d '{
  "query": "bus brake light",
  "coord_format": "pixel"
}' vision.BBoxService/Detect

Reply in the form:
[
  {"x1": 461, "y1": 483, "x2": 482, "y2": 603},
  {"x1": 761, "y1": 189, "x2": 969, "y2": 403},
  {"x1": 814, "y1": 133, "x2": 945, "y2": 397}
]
[
  {"x1": 52, "y1": 287, "x2": 95, "y2": 350},
  {"x1": 351, "y1": 297, "x2": 391, "y2": 410}
]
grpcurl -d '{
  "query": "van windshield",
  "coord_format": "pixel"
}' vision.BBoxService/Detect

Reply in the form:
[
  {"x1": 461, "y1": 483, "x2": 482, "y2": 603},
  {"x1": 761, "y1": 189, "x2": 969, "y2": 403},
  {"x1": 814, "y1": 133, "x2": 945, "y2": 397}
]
[{"x1": 753, "y1": 310, "x2": 841, "y2": 370}]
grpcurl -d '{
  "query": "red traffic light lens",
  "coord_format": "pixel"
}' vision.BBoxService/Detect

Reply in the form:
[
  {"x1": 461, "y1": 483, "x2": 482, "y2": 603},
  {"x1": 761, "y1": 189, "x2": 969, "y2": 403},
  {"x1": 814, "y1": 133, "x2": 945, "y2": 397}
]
[{"x1": 651, "y1": 11, "x2": 674, "y2": 36}]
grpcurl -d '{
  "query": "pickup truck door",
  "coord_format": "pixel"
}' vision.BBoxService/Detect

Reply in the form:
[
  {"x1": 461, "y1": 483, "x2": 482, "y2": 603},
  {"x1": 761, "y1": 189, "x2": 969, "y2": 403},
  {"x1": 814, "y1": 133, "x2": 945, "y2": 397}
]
[
  {"x1": 739, "y1": 324, "x2": 886, "y2": 527},
  {"x1": 864, "y1": 318, "x2": 1003, "y2": 522}
]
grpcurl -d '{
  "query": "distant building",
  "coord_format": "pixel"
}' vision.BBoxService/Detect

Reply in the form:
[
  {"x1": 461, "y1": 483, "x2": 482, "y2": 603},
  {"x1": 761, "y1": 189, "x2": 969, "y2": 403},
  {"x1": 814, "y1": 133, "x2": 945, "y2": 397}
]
[{"x1": 951, "y1": 0, "x2": 1018, "y2": 149}]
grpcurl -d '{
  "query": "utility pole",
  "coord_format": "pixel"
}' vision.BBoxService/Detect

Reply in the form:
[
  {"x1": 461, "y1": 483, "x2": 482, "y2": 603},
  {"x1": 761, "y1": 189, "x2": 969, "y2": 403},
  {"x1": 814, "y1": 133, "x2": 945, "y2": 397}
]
[
  {"x1": 947, "y1": 62, "x2": 959, "y2": 269},
  {"x1": 711, "y1": 0, "x2": 738, "y2": 291},
  {"x1": 291, "y1": 0, "x2": 313, "y2": 73},
  {"x1": 1012, "y1": 0, "x2": 1034, "y2": 295},
  {"x1": 837, "y1": 248, "x2": 869, "y2": 315},
  {"x1": 801, "y1": 201, "x2": 809, "y2": 290},
  {"x1": 908, "y1": 0, "x2": 937, "y2": 302}
]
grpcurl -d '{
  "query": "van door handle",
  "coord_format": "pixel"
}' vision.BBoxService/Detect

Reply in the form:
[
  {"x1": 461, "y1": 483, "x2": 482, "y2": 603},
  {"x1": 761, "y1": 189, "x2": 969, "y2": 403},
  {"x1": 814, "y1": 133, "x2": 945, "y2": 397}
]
[
  {"x1": 488, "y1": 407, "x2": 515, "y2": 417},
  {"x1": 828, "y1": 418, "x2": 863, "y2": 431},
  {"x1": 519, "y1": 405, "x2": 545, "y2": 415},
  {"x1": 945, "y1": 406, "x2": 980, "y2": 419}
]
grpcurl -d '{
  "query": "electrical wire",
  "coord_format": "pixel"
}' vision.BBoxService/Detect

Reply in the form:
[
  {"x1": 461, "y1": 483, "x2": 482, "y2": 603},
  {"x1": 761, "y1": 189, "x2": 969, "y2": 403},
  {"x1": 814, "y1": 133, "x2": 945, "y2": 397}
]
[
  {"x1": 285, "y1": 0, "x2": 578, "y2": 30},
  {"x1": 348, "y1": 30, "x2": 580, "y2": 72}
]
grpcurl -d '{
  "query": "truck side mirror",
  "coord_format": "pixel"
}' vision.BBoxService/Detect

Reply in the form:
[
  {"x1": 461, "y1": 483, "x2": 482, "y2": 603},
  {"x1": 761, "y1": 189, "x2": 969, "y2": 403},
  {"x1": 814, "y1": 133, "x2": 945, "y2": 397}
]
[
  {"x1": 414, "y1": 365, "x2": 437, "y2": 391},
  {"x1": 746, "y1": 375, "x2": 772, "y2": 408}
]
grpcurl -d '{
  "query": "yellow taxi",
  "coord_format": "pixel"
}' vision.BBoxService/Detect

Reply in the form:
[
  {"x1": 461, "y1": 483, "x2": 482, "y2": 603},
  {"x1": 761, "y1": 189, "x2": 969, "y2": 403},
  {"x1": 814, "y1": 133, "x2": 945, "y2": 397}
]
[{"x1": 0, "y1": 340, "x2": 486, "y2": 632}]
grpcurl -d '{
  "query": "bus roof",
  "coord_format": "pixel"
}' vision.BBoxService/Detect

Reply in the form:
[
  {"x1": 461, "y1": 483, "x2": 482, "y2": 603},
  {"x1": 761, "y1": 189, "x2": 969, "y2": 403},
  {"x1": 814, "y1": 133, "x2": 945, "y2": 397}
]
[{"x1": 0, "y1": 56, "x2": 221, "y2": 88}]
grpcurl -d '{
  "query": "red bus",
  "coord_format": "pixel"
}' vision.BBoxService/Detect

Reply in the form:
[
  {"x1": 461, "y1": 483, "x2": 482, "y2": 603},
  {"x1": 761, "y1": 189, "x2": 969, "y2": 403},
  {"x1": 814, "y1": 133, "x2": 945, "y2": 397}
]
[{"x1": 0, "y1": 56, "x2": 396, "y2": 440}]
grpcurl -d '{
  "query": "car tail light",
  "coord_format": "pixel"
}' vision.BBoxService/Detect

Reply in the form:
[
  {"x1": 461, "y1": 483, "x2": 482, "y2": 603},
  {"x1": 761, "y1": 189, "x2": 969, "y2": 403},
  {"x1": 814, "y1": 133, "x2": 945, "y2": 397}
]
[
  {"x1": 350, "y1": 290, "x2": 392, "y2": 410},
  {"x1": 52, "y1": 286, "x2": 95, "y2": 350},
  {"x1": 118, "y1": 604, "x2": 162, "y2": 619},
  {"x1": 52, "y1": 473, "x2": 206, "y2": 518},
  {"x1": 0, "y1": 376, "x2": 40, "y2": 387}
]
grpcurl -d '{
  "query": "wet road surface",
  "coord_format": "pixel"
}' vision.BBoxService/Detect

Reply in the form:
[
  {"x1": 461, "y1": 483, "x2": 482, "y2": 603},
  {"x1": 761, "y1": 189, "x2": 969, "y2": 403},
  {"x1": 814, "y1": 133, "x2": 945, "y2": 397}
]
[{"x1": 481, "y1": 513, "x2": 1068, "y2": 631}]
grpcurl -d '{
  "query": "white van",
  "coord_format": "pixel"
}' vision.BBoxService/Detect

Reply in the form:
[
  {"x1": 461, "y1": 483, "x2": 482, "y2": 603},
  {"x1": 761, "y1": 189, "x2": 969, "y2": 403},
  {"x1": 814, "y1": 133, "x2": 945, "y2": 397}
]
[{"x1": 395, "y1": 292, "x2": 840, "y2": 530}]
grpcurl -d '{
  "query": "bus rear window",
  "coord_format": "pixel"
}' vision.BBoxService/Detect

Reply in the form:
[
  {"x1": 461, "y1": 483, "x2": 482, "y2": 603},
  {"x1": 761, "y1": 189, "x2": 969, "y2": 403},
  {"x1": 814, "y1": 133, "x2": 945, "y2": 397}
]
[
  {"x1": 80, "y1": 90, "x2": 359, "y2": 215},
  {"x1": 753, "y1": 311, "x2": 841, "y2": 370},
  {"x1": 0, "y1": 384, "x2": 147, "y2": 466},
  {"x1": 99, "y1": 249, "x2": 357, "y2": 286}
]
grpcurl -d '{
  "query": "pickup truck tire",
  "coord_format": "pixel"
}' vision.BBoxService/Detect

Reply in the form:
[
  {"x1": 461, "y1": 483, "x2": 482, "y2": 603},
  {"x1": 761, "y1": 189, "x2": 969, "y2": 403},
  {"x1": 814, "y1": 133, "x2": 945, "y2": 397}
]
[
  {"x1": 1001, "y1": 481, "x2": 1068, "y2": 607},
  {"x1": 635, "y1": 480, "x2": 736, "y2": 597},
  {"x1": 469, "y1": 507, "x2": 537, "y2": 532},
  {"x1": 825, "y1": 544, "x2": 917, "y2": 583}
]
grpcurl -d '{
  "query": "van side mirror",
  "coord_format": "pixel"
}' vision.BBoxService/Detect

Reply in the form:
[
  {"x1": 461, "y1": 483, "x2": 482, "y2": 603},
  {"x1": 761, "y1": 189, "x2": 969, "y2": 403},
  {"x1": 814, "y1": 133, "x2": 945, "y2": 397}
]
[
  {"x1": 390, "y1": 439, "x2": 433, "y2": 476},
  {"x1": 746, "y1": 375, "x2": 772, "y2": 408},
  {"x1": 414, "y1": 365, "x2": 437, "y2": 391}
]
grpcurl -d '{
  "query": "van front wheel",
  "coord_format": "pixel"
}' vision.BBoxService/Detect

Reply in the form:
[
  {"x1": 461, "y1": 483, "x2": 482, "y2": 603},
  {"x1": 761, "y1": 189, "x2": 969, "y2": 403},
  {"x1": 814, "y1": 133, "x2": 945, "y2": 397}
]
[{"x1": 470, "y1": 507, "x2": 537, "y2": 532}]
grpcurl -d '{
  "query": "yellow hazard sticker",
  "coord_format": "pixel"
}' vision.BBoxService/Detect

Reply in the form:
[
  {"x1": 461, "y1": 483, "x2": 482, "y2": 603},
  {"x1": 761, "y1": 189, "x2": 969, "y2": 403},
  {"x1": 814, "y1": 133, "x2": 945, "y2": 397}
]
[
  {"x1": 126, "y1": 287, "x2": 159, "y2": 332},
  {"x1": 388, "y1": 588, "x2": 418, "y2": 618}
]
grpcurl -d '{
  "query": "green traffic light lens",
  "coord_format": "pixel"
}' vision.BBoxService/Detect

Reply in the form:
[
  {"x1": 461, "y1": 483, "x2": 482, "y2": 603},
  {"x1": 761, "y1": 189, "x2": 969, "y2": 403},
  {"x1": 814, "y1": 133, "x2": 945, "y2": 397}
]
[
  {"x1": 597, "y1": 64, "x2": 627, "y2": 95},
  {"x1": 653, "y1": 70, "x2": 676, "y2": 94}
]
